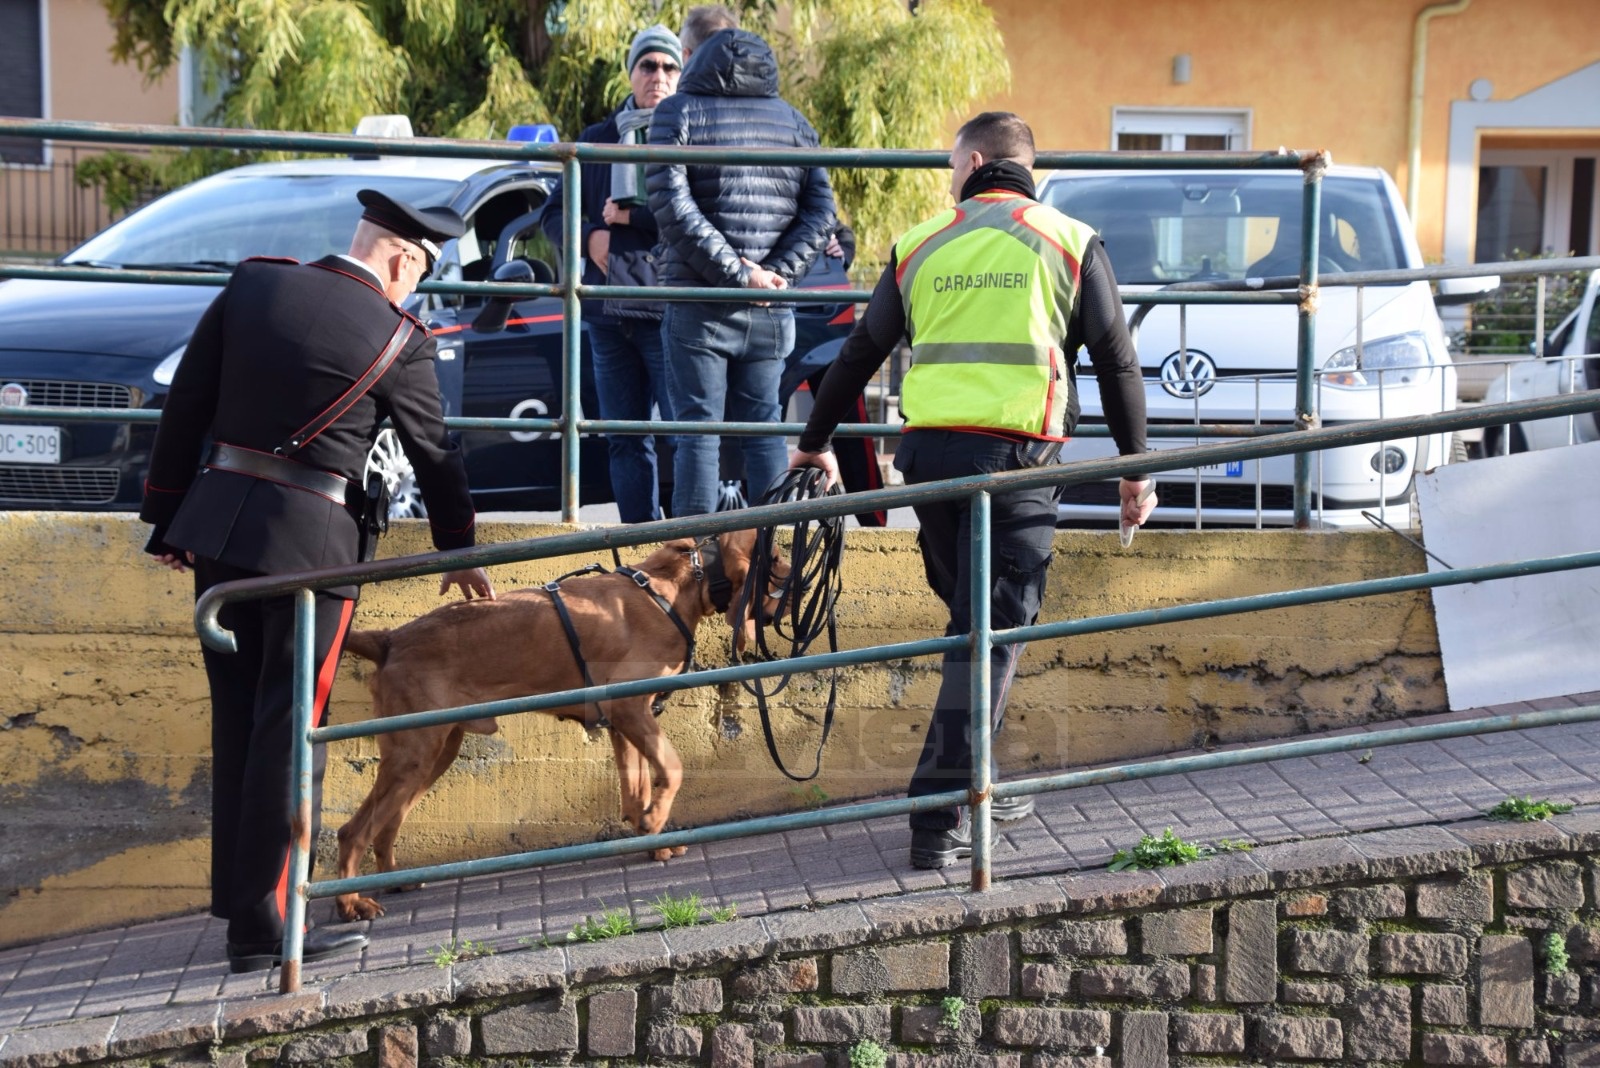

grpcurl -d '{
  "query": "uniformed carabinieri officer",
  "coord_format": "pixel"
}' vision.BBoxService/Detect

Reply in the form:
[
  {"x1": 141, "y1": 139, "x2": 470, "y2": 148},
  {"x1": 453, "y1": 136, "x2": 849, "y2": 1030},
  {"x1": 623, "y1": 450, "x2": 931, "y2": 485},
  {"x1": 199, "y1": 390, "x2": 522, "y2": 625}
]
[
  {"x1": 788, "y1": 112, "x2": 1155, "y2": 871},
  {"x1": 141, "y1": 189, "x2": 496, "y2": 973}
]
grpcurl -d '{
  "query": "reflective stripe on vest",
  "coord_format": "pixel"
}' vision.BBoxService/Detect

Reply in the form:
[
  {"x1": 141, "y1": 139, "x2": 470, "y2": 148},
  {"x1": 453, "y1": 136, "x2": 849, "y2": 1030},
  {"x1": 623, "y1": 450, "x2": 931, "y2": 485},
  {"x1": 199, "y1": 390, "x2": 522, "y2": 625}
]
[{"x1": 894, "y1": 193, "x2": 1096, "y2": 440}]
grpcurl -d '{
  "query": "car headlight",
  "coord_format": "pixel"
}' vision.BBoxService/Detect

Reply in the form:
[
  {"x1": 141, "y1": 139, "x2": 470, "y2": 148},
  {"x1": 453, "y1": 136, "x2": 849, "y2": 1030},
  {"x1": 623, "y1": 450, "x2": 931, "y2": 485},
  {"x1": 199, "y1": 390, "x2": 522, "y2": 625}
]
[
  {"x1": 152, "y1": 344, "x2": 187, "y2": 387},
  {"x1": 1323, "y1": 331, "x2": 1436, "y2": 388}
]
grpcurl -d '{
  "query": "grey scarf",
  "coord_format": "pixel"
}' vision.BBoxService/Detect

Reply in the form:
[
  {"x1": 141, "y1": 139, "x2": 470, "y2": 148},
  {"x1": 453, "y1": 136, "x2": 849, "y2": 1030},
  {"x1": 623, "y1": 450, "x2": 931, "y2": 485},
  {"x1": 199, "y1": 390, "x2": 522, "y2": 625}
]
[{"x1": 611, "y1": 98, "x2": 654, "y2": 207}]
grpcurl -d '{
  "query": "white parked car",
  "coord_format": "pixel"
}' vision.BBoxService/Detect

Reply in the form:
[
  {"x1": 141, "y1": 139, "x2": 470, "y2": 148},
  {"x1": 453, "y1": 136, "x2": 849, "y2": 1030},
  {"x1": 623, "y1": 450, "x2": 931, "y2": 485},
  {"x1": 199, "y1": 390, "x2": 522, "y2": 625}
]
[
  {"x1": 1479, "y1": 268, "x2": 1600, "y2": 455},
  {"x1": 1039, "y1": 165, "x2": 1494, "y2": 528}
]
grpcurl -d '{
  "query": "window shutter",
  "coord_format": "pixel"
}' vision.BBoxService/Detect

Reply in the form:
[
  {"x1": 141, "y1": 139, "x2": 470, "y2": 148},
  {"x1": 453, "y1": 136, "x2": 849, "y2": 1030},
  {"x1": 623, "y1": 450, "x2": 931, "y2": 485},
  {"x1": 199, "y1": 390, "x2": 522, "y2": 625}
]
[{"x1": 0, "y1": 0, "x2": 45, "y2": 165}]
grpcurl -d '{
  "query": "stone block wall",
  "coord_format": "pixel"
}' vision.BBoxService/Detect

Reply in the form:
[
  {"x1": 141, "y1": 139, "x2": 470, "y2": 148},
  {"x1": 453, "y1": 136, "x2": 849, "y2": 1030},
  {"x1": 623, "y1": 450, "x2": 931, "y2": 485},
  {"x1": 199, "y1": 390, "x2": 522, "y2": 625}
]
[{"x1": 15, "y1": 812, "x2": 1600, "y2": 1067}]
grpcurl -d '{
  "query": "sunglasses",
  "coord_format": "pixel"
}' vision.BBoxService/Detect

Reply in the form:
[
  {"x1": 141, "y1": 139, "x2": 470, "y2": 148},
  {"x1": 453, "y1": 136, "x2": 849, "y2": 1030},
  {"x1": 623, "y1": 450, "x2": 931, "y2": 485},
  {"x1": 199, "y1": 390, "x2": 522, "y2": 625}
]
[{"x1": 635, "y1": 59, "x2": 680, "y2": 75}]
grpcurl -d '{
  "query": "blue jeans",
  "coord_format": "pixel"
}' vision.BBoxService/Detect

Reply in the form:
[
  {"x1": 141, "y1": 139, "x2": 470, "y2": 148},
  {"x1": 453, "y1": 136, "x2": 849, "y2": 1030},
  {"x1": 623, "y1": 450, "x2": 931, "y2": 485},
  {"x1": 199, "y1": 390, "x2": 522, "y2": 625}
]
[
  {"x1": 662, "y1": 302, "x2": 794, "y2": 517},
  {"x1": 589, "y1": 318, "x2": 675, "y2": 523}
]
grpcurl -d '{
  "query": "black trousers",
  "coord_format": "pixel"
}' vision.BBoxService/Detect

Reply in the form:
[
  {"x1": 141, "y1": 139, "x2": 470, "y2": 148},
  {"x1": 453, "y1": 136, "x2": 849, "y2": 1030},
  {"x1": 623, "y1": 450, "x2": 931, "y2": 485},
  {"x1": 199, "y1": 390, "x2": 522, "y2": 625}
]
[
  {"x1": 193, "y1": 558, "x2": 355, "y2": 944},
  {"x1": 897, "y1": 430, "x2": 1060, "y2": 832}
]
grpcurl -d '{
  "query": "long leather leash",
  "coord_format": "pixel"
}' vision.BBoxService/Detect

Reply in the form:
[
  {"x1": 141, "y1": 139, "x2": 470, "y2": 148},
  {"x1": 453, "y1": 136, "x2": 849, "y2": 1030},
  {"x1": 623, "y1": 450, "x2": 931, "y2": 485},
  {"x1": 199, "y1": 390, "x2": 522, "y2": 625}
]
[{"x1": 741, "y1": 468, "x2": 845, "y2": 782}]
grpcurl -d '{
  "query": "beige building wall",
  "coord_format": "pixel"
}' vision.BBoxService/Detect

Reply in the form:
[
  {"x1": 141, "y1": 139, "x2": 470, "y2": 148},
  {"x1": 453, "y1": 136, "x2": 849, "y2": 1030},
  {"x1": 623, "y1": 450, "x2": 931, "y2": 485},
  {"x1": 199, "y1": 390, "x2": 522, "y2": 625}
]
[
  {"x1": 980, "y1": 0, "x2": 1600, "y2": 262},
  {"x1": 47, "y1": 0, "x2": 179, "y2": 125}
]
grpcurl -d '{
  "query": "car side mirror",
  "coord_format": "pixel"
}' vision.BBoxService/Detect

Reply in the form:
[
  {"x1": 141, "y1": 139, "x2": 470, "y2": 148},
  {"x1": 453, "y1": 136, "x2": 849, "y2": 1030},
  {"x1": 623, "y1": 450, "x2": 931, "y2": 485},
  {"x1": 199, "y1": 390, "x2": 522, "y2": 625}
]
[
  {"x1": 471, "y1": 260, "x2": 535, "y2": 334},
  {"x1": 1435, "y1": 274, "x2": 1501, "y2": 306}
]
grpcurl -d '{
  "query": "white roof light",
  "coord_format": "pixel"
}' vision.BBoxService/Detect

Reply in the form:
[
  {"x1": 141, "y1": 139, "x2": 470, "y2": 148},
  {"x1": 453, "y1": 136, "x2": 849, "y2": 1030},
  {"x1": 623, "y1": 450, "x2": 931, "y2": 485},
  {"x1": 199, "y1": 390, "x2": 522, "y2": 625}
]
[{"x1": 354, "y1": 115, "x2": 415, "y2": 139}]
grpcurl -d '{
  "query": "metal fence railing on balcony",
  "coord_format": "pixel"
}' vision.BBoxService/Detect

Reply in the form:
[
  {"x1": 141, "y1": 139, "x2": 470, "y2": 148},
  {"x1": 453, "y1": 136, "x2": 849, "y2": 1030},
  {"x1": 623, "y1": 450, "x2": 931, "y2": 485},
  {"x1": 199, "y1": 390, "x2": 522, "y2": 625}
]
[
  {"x1": 1453, "y1": 262, "x2": 1591, "y2": 359},
  {"x1": 0, "y1": 142, "x2": 157, "y2": 256}
]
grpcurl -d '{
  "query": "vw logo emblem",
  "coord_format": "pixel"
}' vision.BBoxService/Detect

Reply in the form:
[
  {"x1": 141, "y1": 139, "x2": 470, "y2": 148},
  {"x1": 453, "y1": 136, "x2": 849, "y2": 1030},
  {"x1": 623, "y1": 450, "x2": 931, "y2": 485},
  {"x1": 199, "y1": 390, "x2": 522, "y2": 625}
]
[
  {"x1": 1158, "y1": 349, "x2": 1217, "y2": 399},
  {"x1": 0, "y1": 383, "x2": 27, "y2": 408}
]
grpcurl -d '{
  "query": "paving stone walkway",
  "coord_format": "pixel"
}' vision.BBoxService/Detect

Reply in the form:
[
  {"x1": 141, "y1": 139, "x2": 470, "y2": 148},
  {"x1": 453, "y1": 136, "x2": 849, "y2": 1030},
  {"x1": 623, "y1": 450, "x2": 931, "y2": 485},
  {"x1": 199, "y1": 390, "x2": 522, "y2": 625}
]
[{"x1": 2, "y1": 692, "x2": 1599, "y2": 1043}]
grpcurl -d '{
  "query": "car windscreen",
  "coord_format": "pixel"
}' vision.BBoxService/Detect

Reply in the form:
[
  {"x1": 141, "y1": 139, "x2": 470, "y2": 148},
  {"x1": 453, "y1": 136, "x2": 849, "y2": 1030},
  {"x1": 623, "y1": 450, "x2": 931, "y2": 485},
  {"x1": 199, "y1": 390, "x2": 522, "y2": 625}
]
[
  {"x1": 63, "y1": 174, "x2": 457, "y2": 269},
  {"x1": 1041, "y1": 174, "x2": 1406, "y2": 284}
]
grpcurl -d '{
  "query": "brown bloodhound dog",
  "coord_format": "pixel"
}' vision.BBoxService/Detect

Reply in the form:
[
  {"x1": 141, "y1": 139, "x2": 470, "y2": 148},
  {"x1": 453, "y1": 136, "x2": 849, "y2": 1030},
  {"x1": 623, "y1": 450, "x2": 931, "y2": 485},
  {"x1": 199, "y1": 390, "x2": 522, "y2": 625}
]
[{"x1": 333, "y1": 530, "x2": 787, "y2": 923}]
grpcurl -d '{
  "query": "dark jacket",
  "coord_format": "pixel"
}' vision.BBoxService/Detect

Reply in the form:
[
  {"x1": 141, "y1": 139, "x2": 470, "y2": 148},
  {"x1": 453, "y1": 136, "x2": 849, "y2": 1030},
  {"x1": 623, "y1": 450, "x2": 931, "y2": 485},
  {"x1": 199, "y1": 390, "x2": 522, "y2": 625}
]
[
  {"x1": 140, "y1": 256, "x2": 476, "y2": 596},
  {"x1": 540, "y1": 102, "x2": 665, "y2": 322},
  {"x1": 645, "y1": 29, "x2": 835, "y2": 289}
]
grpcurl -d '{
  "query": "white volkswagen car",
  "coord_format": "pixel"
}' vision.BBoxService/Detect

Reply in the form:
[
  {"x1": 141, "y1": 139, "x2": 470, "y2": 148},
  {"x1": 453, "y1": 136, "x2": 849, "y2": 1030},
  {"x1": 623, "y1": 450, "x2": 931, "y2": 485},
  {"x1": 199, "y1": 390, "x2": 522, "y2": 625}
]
[{"x1": 1040, "y1": 165, "x2": 1491, "y2": 528}]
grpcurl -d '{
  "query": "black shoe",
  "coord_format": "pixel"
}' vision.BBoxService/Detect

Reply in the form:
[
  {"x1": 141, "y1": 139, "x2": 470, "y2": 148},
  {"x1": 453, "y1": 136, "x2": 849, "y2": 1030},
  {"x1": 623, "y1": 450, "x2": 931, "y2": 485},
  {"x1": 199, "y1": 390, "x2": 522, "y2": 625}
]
[
  {"x1": 910, "y1": 820, "x2": 973, "y2": 870},
  {"x1": 988, "y1": 754, "x2": 1033, "y2": 822},
  {"x1": 227, "y1": 929, "x2": 369, "y2": 974},
  {"x1": 990, "y1": 793, "x2": 1035, "y2": 822}
]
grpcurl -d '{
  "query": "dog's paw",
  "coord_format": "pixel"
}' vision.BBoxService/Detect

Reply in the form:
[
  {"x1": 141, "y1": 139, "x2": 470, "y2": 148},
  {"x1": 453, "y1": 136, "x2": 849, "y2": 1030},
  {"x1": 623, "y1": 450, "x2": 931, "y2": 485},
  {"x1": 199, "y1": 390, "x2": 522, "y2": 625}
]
[
  {"x1": 650, "y1": 846, "x2": 675, "y2": 862},
  {"x1": 337, "y1": 895, "x2": 387, "y2": 922}
]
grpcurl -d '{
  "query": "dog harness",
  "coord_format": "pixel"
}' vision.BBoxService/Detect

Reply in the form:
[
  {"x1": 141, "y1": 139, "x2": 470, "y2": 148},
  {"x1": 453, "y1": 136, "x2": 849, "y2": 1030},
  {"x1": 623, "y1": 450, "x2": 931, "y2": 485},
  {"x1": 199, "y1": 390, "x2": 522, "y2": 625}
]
[{"x1": 541, "y1": 541, "x2": 732, "y2": 729}]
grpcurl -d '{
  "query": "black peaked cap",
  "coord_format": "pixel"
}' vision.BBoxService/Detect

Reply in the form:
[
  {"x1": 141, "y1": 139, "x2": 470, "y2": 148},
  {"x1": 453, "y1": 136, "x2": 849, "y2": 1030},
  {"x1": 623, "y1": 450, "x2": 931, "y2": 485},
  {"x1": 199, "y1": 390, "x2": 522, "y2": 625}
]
[{"x1": 356, "y1": 188, "x2": 467, "y2": 245}]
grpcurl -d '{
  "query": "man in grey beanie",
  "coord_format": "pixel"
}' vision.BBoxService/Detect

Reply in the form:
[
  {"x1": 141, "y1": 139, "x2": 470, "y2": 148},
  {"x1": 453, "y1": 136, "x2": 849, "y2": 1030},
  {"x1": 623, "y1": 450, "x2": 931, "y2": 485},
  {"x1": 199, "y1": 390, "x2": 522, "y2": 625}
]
[{"x1": 540, "y1": 24, "x2": 683, "y2": 522}]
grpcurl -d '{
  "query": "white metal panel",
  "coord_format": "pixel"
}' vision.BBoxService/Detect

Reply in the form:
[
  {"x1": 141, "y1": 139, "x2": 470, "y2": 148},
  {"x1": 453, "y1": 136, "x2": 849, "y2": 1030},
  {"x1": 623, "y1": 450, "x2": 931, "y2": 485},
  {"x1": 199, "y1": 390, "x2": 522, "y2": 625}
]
[{"x1": 1416, "y1": 439, "x2": 1600, "y2": 710}]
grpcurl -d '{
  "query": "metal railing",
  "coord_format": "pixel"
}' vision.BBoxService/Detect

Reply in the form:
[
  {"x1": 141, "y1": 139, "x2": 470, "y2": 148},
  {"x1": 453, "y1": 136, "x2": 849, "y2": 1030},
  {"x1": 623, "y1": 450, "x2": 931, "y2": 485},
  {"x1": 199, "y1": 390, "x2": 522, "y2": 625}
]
[
  {"x1": 0, "y1": 116, "x2": 1322, "y2": 521},
  {"x1": 184, "y1": 389, "x2": 1600, "y2": 992},
  {"x1": 1454, "y1": 265, "x2": 1591, "y2": 360},
  {"x1": 3, "y1": 119, "x2": 1595, "y2": 528},
  {"x1": 1106, "y1": 255, "x2": 1600, "y2": 530},
  {"x1": 0, "y1": 142, "x2": 156, "y2": 255},
  {"x1": 3, "y1": 120, "x2": 1600, "y2": 993}
]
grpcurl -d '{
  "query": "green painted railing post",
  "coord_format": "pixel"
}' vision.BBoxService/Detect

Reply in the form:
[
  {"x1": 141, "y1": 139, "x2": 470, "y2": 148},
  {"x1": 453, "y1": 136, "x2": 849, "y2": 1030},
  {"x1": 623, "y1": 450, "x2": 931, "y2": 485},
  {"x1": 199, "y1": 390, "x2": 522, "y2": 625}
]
[
  {"x1": 969, "y1": 490, "x2": 993, "y2": 892},
  {"x1": 1293, "y1": 157, "x2": 1325, "y2": 528},
  {"x1": 281, "y1": 588, "x2": 316, "y2": 994},
  {"x1": 560, "y1": 154, "x2": 584, "y2": 523}
]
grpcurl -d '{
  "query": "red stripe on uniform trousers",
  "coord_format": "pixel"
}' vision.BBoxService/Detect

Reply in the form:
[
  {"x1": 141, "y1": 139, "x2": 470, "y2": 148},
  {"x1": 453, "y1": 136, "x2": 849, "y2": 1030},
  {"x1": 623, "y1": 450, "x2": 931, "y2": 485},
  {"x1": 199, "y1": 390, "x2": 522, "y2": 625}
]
[{"x1": 273, "y1": 597, "x2": 357, "y2": 923}]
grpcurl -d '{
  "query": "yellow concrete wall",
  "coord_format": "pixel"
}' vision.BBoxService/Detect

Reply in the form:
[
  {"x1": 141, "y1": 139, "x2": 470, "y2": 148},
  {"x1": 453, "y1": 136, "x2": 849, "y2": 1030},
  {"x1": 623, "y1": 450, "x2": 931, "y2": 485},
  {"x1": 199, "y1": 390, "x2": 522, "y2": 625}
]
[
  {"x1": 0, "y1": 513, "x2": 1442, "y2": 947},
  {"x1": 978, "y1": 0, "x2": 1600, "y2": 260}
]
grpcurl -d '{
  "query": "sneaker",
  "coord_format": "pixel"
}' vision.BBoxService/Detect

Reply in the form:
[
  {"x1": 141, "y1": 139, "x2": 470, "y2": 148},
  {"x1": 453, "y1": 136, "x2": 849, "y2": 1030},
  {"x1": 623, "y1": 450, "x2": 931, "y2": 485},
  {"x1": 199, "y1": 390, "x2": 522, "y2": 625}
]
[
  {"x1": 989, "y1": 793, "x2": 1035, "y2": 822},
  {"x1": 909, "y1": 819, "x2": 973, "y2": 870}
]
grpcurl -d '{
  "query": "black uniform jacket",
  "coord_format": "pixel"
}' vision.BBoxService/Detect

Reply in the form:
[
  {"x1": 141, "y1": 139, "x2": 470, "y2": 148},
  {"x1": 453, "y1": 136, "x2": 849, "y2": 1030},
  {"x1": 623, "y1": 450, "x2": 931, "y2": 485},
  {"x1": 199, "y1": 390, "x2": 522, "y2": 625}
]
[{"x1": 140, "y1": 256, "x2": 476, "y2": 596}]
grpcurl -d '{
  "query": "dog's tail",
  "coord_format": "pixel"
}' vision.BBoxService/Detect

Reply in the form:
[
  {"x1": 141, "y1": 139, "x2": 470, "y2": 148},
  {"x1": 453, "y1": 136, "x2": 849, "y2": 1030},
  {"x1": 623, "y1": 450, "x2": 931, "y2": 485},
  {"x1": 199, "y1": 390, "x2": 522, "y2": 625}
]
[{"x1": 341, "y1": 629, "x2": 391, "y2": 666}]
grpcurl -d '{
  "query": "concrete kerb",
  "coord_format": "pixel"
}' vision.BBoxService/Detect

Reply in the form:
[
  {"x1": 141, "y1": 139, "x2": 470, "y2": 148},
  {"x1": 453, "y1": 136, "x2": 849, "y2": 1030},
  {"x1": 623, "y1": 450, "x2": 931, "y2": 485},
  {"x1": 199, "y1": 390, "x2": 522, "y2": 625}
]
[{"x1": 6, "y1": 811, "x2": 1600, "y2": 1067}]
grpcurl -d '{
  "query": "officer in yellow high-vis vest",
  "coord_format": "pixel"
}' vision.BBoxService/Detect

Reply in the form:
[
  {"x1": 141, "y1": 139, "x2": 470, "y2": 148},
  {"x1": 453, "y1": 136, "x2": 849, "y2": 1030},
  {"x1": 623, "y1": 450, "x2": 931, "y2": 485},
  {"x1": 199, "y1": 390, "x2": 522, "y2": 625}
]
[{"x1": 788, "y1": 112, "x2": 1154, "y2": 870}]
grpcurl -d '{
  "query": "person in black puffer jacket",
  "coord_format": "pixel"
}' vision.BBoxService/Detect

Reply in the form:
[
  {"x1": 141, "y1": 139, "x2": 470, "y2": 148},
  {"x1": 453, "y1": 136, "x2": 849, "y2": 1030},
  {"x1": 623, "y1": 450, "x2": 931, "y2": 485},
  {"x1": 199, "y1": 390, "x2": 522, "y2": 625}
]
[
  {"x1": 541, "y1": 25, "x2": 683, "y2": 523},
  {"x1": 647, "y1": 24, "x2": 836, "y2": 517}
]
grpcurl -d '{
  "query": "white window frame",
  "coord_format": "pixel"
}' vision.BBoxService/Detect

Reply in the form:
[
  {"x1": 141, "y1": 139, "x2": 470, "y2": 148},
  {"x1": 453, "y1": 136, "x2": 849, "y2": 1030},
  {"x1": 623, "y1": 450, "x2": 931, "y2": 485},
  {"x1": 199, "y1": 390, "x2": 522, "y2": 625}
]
[
  {"x1": 1443, "y1": 61, "x2": 1600, "y2": 265},
  {"x1": 1476, "y1": 147, "x2": 1598, "y2": 259},
  {"x1": 1, "y1": 0, "x2": 50, "y2": 169},
  {"x1": 1110, "y1": 107, "x2": 1252, "y2": 151}
]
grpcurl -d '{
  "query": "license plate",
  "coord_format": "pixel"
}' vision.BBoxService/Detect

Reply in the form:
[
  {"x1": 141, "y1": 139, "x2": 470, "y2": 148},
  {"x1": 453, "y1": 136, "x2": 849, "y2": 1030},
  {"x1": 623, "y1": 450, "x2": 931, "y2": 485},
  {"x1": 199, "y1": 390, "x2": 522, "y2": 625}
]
[
  {"x1": 1154, "y1": 441, "x2": 1244, "y2": 479},
  {"x1": 0, "y1": 425, "x2": 62, "y2": 464},
  {"x1": 1188, "y1": 460, "x2": 1246, "y2": 478}
]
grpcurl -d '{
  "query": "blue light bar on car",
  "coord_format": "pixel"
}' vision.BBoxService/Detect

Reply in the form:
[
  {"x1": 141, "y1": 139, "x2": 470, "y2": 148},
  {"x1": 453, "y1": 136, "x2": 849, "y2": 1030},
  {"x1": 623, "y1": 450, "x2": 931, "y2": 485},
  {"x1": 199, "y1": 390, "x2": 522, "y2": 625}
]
[{"x1": 507, "y1": 124, "x2": 559, "y2": 144}]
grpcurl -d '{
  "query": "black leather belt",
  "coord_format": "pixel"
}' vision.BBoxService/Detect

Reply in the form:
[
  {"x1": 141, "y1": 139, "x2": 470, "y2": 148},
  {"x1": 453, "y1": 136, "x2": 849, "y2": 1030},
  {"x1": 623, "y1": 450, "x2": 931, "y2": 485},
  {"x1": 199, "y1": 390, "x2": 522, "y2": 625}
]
[{"x1": 206, "y1": 443, "x2": 349, "y2": 504}]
